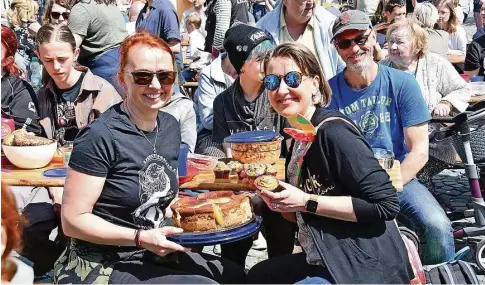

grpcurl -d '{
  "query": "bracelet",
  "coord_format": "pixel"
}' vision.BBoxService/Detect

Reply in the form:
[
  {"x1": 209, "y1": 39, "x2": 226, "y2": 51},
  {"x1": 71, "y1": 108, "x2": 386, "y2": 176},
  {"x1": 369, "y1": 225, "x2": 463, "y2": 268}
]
[{"x1": 134, "y1": 229, "x2": 142, "y2": 248}]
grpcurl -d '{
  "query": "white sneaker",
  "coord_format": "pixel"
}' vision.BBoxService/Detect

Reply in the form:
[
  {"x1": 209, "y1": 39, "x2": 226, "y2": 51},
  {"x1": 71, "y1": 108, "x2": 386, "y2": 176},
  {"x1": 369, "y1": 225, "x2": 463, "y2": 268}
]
[
  {"x1": 252, "y1": 232, "x2": 267, "y2": 250},
  {"x1": 213, "y1": 244, "x2": 221, "y2": 255}
]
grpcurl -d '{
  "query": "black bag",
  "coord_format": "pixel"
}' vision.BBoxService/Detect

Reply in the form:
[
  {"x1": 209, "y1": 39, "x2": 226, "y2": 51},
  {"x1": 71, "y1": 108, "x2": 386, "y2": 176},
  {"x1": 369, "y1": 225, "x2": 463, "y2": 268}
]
[{"x1": 424, "y1": 260, "x2": 480, "y2": 284}]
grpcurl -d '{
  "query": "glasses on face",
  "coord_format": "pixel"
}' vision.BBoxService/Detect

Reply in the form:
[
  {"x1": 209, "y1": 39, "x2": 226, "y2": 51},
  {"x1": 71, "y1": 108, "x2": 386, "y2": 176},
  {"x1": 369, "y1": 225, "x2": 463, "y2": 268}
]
[
  {"x1": 263, "y1": 71, "x2": 305, "y2": 91},
  {"x1": 130, "y1": 70, "x2": 177, "y2": 86},
  {"x1": 335, "y1": 32, "x2": 371, "y2": 50},
  {"x1": 51, "y1": 11, "x2": 70, "y2": 20}
]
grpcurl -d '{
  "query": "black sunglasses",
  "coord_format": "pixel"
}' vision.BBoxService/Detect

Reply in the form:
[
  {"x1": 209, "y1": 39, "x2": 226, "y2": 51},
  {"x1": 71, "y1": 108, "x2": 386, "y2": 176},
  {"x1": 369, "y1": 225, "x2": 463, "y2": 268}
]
[
  {"x1": 335, "y1": 32, "x2": 371, "y2": 50},
  {"x1": 263, "y1": 71, "x2": 305, "y2": 91},
  {"x1": 51, "y1": 11, "x2": 70, "y2": 20},
  {"x1": 130, "y1": 70, "x2": 177, "y2": 86}
]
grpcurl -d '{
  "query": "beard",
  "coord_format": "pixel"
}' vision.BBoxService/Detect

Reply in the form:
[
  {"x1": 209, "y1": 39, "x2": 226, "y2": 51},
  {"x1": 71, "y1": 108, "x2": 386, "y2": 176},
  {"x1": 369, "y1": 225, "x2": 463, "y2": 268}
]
[{"x1": 346, "y1": 52, "x2": 373, "y2": 72}]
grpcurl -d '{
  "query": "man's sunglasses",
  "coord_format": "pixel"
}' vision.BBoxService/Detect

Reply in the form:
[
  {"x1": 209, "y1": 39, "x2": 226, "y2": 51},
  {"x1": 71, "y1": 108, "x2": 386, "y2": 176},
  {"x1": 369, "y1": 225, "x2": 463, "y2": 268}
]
[
  {"x1": 335, "y1": 33, "x2": 371, "y2": 50},
  {"x1": 263, "y1": 71, "x2": 305, "y2": 91},
  {"x1": 51, "y1": 12, "x2": 70, "y2": 20},
  {"x1": 130, "y1": 70, "x2": 177, "y2": 86}
]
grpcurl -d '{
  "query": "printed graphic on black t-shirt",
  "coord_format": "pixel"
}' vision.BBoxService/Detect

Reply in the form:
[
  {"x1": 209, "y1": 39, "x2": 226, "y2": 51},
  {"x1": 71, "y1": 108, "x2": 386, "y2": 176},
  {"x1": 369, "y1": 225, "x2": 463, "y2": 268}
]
[
  {"x1": 132, "y1": 153, "x2": 177, "y2": 229},
  {"x1": 53, "y1": 73, "x2": 85, "y2": 145}
]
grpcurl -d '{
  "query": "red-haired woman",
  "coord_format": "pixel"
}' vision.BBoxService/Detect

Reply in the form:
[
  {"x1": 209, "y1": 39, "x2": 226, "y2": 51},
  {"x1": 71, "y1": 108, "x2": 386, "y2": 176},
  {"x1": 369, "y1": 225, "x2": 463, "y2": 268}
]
[
  {"x1": 55, "y1": 31, "x2": 244, "y2": 284},
  {"x1": 1, "y1": 182, "x2": 34, "y2": 284},
  {"x1": 1, "y1": 25, "x2": 43, "y2": 135}
]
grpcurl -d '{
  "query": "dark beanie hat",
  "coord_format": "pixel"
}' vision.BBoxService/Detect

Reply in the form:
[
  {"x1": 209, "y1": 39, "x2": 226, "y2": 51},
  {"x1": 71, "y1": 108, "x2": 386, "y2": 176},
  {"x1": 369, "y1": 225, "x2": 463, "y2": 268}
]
[{"x1": 223, "y1": 24, "x2": 271, "y2": 74}]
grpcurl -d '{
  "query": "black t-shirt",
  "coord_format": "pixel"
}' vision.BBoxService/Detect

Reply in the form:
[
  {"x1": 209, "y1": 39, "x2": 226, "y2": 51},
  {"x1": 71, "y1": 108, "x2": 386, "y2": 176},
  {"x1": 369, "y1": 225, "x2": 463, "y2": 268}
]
[
  {"x1": 1, "y1": 73, "x2": 43, "y2": 135},
  {"x1": 53, "y1": 72, "x2": 86, "y2": 145},
  {"x1": 465, "y1": 34, "x2": 485, "y2": 77},
  {"x1": 69, "y1": 103, "x2": 181, "y2": 229},
  {"x1": 212, "y1": 80, "x2": 290, "y2": 143}
]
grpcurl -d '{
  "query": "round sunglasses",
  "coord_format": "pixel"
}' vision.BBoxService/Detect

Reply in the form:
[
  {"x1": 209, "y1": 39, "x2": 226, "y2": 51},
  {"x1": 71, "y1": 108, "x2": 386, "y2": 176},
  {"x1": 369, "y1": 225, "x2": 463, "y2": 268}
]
[
  {"x1": 130, "y1": 70, "x2": 177, "y2": 86},
  {"x1": 51, "y1": 11, "x2": 70, "y2": 20},
  {"x1": 263, "y1": 71, "x2": 305, "y2": 91}
]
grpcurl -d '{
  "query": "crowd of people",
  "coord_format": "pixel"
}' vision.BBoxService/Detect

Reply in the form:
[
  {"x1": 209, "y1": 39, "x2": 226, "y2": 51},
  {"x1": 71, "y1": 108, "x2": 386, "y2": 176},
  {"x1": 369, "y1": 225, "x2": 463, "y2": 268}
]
[{"x1": 1, "y1": 0, "x2": 484, "y2": 283}]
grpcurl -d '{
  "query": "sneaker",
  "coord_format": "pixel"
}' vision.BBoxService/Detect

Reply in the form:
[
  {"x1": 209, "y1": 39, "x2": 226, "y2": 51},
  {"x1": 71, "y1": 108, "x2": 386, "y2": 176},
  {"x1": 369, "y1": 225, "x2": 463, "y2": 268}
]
[
  {"x1": 213, "y1": 244, "x2": 221, "y2": 255},
  {"x1": 251, "y1": 232, "x2": 267, "y2": 250}
]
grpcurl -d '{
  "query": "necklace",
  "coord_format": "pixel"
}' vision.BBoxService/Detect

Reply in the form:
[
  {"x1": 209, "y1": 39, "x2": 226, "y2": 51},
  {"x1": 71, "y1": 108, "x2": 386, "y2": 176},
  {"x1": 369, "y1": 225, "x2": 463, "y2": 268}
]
[
  {"x1": 123, "y1": 102, "x2": 159, "y2": 154},
  {"x1": 139, "y1": 123, "x2": 159, "y2": 154}
]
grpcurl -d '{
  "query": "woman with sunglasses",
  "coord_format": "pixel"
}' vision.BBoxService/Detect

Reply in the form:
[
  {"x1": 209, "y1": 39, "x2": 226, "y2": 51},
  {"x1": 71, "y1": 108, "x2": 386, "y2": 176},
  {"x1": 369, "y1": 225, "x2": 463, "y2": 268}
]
[
  {"x1": 247, "y1": 43, "x2": 414, "y2": 284},
  {"x1": 43, "y1": 0, "x2": 70, "y2": 25},
  {"x1": 54, "y1": 30, "x2": 244, "y2": 284},
  {"x1": 7, "y1": 0, "x2": 39, "y2": 75},
  {"x1": 212, "y1": 24, "x2": 297, "y2": 269}
]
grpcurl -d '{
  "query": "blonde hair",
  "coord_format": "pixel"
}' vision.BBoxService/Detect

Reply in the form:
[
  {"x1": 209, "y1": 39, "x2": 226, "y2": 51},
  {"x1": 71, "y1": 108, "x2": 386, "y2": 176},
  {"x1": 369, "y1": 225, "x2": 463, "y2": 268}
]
[
  {"x1": 186, "y1": 12, "x2": 202, "y2": 29},
  {"x1": 413, "y1": 3, "x2": 438, "y2": 28},
  {"x1": 263, "y1": 43, "x2": 332, "y2": 108},
  {"x1": 7, "y1": 0, "x2": 39, "y2": 27},
  {"x1": 387, "y1": 17, "x2": 428, "y2": 59},
  {"x1": 434, "y1": 0, "x2": 459, "y2": 33}
]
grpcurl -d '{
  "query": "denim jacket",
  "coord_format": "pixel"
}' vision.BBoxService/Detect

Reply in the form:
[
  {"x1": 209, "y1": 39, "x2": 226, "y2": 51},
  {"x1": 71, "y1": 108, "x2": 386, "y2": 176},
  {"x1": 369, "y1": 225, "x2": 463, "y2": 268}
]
[{"x1": 37, "y1": 67, "x2": 122, "y2": 139}]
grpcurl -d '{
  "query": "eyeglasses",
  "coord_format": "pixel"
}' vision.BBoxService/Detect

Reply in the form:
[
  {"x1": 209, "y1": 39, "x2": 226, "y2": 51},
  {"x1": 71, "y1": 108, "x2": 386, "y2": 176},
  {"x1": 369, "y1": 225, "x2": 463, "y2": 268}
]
[
  {"x1": 263, "y1": 71, "x2": 305, "y2": 91},
  {"x1": 130, "y1": 70, "x2": 177, "y2": 86},
  {"x1": 335, "y1": 32, "x2": 371, "y2": 50},
  {"x1": 51, "y1": 12, "x2": 70, "y2": 20}
]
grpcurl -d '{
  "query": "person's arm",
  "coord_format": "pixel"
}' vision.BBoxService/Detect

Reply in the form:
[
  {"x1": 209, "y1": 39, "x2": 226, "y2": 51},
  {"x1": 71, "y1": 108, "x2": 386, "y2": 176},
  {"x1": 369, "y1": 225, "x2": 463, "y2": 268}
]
[
  {"x1": 160, "y1": 9, "x2": 182, "y2": 54},
  {"x1": 211, "y1": 92, "x2": 231, "y2": 157},
  {"x1": 196, "y1": 69, "x2": 219, "y2": 130},
  {"x1": 437, "y1": 59, "x2": 470, "y2": 114},
  {"x1": 400, "y1": 123, "x2": 429, "y2": 184},
  {"x1": 8, "y1": 80, "x2": 43, "y2": 135},
  {"x1": 67, "y1": 4, "x2": 89, "y2": 49},
  {"x1": 464, "y1": 41, "x2": 481, "y2": 77},
  {"x1": 260, "y1": 120, "x2": 399, "y2": 223},
  {"x1": 213, "y1": 0, "x2": 231, "y2": 51},
  {"x1": 455, "y1": 27, "x2": 468, "y2": 54},
  {"x1": 178, "y1": 100, "x2": 197, "y2": 153}
]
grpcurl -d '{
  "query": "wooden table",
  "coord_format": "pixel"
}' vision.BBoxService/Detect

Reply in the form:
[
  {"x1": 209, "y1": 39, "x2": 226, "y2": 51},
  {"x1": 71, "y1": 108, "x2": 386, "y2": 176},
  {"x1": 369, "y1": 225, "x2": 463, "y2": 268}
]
[
  {"x1": 448, "y1": 54, "x2": 466, "y2": 64},
  {"x1": 2, "y1": 162, "x2": 66, "y2": 187},
  {"x1": 470, "y1": 95, "x2": 485, "y2": 104},
  {"x1": 182, "y1": 81, "x2": 198, "y2": 99},
  {"x1": 180, "y1": 159, "x2": 286, "y2": 191}
]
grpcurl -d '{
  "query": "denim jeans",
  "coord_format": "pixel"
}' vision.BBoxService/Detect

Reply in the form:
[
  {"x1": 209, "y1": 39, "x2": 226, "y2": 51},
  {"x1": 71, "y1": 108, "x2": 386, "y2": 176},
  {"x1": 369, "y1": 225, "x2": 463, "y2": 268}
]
[
  {"x1": 397, "y1": 179, "x2": 455, "y2": 265},
  {"x1": 86, "y1": 47, "x2": 125, "y2": 97}
]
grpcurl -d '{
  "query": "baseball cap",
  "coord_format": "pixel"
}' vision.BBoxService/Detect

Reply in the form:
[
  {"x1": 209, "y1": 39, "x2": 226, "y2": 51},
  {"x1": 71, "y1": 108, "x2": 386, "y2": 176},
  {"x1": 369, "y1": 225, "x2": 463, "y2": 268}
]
[{"x1": 331, "y1": 10, "x2": 373, "y2": 41}]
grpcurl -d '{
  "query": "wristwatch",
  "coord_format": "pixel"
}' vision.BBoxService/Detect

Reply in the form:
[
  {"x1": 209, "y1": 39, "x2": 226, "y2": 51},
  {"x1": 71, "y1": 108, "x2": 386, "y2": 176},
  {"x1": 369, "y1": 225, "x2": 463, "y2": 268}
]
[{"x1": 305, "y1": 194, "x2": 319, "y2": 213}]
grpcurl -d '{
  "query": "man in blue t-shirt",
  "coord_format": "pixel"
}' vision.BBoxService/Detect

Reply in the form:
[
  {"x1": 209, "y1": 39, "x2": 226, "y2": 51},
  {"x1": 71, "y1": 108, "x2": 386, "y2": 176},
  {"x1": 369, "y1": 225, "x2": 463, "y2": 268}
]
[{"x1": 327, "y1": 10, "x2": 454, "y2": 265}]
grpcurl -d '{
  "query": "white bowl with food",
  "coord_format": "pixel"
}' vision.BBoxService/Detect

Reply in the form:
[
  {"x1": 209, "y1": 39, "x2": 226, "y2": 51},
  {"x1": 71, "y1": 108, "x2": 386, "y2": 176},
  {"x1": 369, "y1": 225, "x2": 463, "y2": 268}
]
[{"x1": 2, "y1": 130, "x2": 57, "y2": 169}]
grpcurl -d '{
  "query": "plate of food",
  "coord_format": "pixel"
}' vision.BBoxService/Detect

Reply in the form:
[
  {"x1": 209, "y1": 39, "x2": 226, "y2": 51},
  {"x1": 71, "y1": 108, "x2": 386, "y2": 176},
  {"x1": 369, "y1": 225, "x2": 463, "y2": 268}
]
[{"x1": 167, "y1": 191, "x2": 262, "y2": 246}]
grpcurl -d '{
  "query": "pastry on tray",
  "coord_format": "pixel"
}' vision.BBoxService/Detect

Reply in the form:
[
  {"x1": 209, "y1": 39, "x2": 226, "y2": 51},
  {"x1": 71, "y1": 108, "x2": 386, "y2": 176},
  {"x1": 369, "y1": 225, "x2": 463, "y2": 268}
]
[
  {"x1": 244, "y1": 163, "x2": 267, "y2": 180},
  {"x1": 265, "y1": 164, "x2": 277, "y2": 176},
  {"x1": 253, "y1": 175, "x2": 280, "y2": 192},
  {"x1": 214, "y1": 161, "x2": 230, "y2": 179},
  {"x1": 227, "y1": 161, "x2": 243, "y2": 175},
  {"x1": 171, "y1": 191, "x2": 253, "y2": 232}
]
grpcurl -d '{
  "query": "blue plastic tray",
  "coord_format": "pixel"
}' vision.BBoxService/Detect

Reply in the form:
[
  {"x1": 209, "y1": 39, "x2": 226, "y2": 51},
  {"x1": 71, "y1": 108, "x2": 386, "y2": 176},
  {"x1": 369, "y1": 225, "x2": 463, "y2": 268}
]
[
  {"x1": 43, "y1": 167, "x2": 67, "y2": 178},
  {"x1": 224, "y1": 131, "x2": 280, "y2": 144},
  {"x1": 167, "y1": 216, "x2": 262, "y2": 246}
]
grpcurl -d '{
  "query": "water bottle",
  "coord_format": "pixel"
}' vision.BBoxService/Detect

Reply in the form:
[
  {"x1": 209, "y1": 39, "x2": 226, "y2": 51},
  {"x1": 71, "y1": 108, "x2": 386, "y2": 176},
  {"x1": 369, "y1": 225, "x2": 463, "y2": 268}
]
[{"x1": 29, "y1": 57, "x2": 42, "y2": 89}]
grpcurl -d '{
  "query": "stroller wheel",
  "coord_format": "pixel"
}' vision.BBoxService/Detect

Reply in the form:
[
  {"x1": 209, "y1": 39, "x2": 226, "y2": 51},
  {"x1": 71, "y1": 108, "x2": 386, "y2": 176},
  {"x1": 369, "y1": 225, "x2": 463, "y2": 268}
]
[
  {"x1": 476, "y1": 239, "x2": 485, "y2": 272},
  {"x1": 399, "y1": 226, "x2": 420, "y2": 253}
]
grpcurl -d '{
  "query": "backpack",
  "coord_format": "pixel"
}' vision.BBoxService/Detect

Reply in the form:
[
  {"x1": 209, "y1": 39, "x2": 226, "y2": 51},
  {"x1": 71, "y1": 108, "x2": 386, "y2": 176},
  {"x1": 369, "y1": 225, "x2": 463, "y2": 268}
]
[{"x1": 424, "y1": 260, "x2": 480, "y2": 284}]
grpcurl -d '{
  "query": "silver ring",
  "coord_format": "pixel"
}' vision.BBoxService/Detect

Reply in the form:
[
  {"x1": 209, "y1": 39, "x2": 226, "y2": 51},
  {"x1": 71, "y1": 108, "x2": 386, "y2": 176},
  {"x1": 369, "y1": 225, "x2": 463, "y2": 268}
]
[{"x1": 271, "y1": 203, "x2": 279, "y2": 209}]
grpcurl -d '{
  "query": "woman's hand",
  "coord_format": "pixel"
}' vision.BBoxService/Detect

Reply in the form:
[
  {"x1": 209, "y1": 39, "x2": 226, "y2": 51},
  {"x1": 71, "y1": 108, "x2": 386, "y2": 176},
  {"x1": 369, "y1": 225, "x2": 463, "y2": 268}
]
[
  {"x1": 139, "y1": 227, "x2": 188, "y2": 257},
  {"x1": 258, "y1": 181, "x2": 309, "y2": 213},
  {"x1": 433, "y1": 103, "x2": 452, "y2": 117}
]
